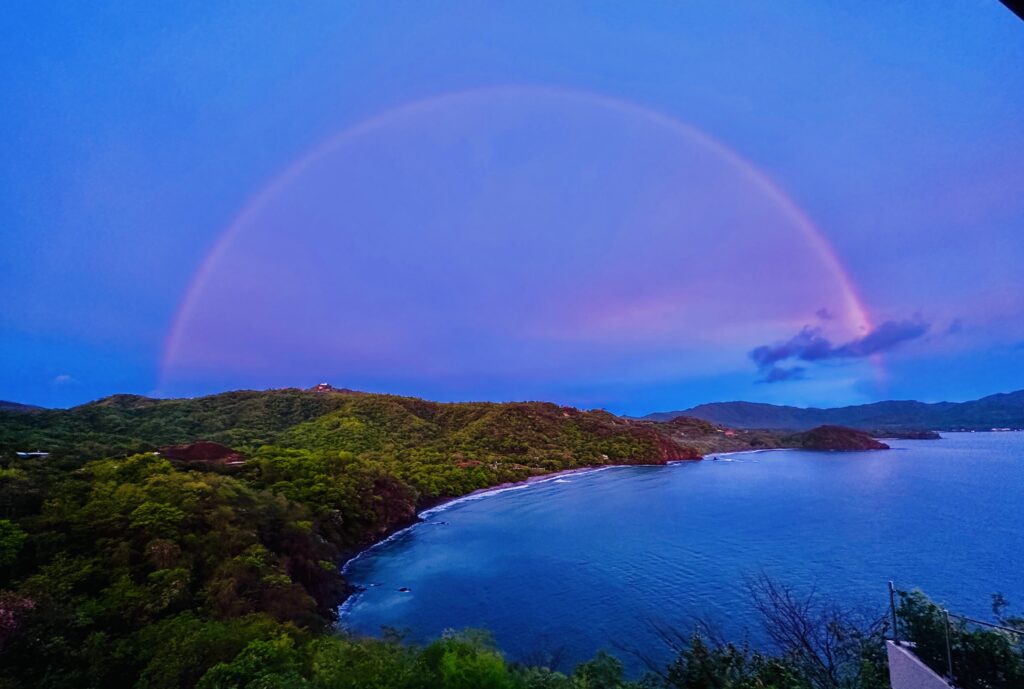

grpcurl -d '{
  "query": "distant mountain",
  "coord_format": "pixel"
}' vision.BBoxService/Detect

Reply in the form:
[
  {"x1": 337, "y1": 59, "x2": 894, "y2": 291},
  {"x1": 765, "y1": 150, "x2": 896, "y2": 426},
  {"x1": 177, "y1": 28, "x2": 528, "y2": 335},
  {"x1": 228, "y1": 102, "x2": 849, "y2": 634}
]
[
  {"x1": 0, "y1": 400, "x2": 43, "y2": 413},
  {"x1": 643, "y1": 390, "x2": 1024, "y2": 432}
]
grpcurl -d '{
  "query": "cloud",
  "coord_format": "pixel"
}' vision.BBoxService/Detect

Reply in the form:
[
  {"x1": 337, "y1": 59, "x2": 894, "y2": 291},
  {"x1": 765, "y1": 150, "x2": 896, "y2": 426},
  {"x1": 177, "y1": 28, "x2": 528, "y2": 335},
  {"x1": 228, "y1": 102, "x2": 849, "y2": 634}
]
[
  {"x1": 52, "y1": 374, "x2": 79, "y2": 386},
  {"x1": 750, "y1": 326, "x2": 834, "y2": 369},
  {"x1": 830, "y1": 319, "x2": 931, "y2": 358},
  {"x1": 757, "y1": 365, "x2": 806, "y2": 383},
  {"x1": 815, "y1": 307, "x2": 834, "y2": 321},
  {"x1": 750, "y1": 318, "x2": 931, "y2": 382}
]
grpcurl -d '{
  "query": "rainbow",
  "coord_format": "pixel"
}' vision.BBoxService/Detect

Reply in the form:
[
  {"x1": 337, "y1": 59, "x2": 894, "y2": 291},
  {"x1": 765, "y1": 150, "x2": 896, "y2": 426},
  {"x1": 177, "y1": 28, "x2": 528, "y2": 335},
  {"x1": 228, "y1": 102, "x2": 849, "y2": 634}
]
[{"x1": 160, "y1": 85, "x2": 876, "y2": 385}]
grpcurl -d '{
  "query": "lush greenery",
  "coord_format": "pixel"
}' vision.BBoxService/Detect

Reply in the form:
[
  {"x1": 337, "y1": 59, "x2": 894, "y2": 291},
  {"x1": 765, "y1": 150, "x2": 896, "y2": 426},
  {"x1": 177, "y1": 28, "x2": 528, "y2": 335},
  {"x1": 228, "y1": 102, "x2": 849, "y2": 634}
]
[
  {"x1": 783, "y1": 425, "x2": 889, "y2": 452},
  {"x1": 895, "y1": 589, "x2": 1024, "y2": 689},
  {"x1": 0, "y1": 390, "x2": 356, "y2": 461},
  {"x1": 0, "y1": 389, "x2": 688, "y2": 477},
  {"x1": 2, "y1": 388, "x2": 1020, "y2": 687},
  {"x1": 0, "y1": 389, "x2": 694, "y2": 688}
]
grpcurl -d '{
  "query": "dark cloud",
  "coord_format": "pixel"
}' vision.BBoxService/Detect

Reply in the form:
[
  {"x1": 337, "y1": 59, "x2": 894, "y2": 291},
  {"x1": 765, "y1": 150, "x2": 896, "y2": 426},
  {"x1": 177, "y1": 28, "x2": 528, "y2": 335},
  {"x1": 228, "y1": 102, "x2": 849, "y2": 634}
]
[
  {"x1": 815, "y1": 307, "x2": 834, "y2": 321},
  {"x1": 830, "y1": 319, "x2": 931, "y2": 358},
  {"x1": 750, "y1": 326, "x2": 834, "y2": 369},
  {"x1": 757, "y1": 365, "x2": 806, "y2": 383},
  {"x1": 750, "y1": 318, "x2": 931, "y2": 382}
]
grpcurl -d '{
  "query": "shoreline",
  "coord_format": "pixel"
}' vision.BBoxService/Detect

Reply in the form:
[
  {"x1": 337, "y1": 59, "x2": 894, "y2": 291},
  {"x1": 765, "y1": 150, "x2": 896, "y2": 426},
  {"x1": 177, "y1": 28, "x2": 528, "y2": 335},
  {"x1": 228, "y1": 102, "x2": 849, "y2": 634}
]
[
  {"x1": 339, "y1": 448, "x2": 789, "y2": 579},
  {"x1": 335, "y1": 441, "x2": 895, "y2": 620},
  {"x1": 336, "y1": 457, "x2": 707, "y2": 618},
  {"x1": 336, "y1": 449, "x2": 799, "y2": 620},
  {"x1": 340, "y1": 461, "x2": 682, "y2": 574}
]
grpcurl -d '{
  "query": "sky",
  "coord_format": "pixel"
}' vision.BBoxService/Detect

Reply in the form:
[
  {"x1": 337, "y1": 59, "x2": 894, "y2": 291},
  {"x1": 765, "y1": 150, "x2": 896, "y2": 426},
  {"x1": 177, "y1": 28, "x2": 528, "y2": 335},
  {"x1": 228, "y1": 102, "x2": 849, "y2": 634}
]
[{"x1": 2, "y1": 2, "x2": 1023, "y2": 416}]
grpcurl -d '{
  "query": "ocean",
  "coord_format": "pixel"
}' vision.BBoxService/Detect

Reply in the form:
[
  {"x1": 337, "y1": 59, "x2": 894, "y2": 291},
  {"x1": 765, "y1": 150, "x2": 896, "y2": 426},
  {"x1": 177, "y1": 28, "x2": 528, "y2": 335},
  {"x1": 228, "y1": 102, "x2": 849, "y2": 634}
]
[{"x1": 341, "y1": 432, "x2": 1024, "y2": 671}]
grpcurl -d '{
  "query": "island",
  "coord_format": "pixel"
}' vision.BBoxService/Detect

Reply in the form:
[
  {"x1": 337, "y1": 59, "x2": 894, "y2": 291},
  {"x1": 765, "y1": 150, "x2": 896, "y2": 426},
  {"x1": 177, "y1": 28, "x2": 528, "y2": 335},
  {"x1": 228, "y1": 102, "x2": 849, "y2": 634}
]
[{"x1": 786, "y1": 424, "x2": 890, "y2": 451}]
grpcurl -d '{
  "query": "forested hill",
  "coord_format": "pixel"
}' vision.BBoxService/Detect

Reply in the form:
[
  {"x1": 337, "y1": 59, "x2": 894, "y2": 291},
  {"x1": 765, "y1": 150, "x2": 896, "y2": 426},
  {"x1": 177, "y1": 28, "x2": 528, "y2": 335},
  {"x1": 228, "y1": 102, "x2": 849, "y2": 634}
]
[
  {"x1": 0, "y1": 385, "x2": 919, "y2": 687},
  {"x1": 643, "y1": 389, "x2": 1024, "y2": 431},
  {"x1": 0, "y1": 389, "x2": 358, "y2": 460},
  {"x1": 0, "y1": 387, "x2": 705, "y2": 526},
  {"x1": 0, "y1": 387, "x2": 705, "y2": 687},
  {"x1": 0, "y1": 387, "x2": 695, "y2": 469}
]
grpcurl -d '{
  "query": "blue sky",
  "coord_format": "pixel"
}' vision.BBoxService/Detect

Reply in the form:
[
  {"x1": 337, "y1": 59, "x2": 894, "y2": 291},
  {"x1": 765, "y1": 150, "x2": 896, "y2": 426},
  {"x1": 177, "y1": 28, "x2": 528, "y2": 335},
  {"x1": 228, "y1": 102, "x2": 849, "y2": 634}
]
[{"x1": 2, "y1": 2, "x2": 1023, "y2": 415}]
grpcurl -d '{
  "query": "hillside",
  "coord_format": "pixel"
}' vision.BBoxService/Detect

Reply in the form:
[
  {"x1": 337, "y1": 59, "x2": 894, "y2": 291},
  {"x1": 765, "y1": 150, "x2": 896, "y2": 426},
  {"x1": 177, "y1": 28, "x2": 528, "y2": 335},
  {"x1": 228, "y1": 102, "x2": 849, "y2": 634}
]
[
  {"x1": 0, "y1": 387, "x2": 699, "y2": 499},
  {"x1": 786, "y1": 425, "x2": 889, "y2": 451},
  {"x1": 0, "y1": 386, "x2": 708, "y2": 687},
  {"x1": 0, "y1": 387, "x2": 706, "y2": 554},
  {"x1": 0, "y1": 400, "x2": 43, "y2": 413},
  {"x1": 0, "y1": 388, "x2": 362, "y2": 460},
  {"x1": 0, "y1": 386, "x2": 904, "y2": 688},
  {"x1": 644, "y1": 390, "x2": 1024, "y2": 431}
]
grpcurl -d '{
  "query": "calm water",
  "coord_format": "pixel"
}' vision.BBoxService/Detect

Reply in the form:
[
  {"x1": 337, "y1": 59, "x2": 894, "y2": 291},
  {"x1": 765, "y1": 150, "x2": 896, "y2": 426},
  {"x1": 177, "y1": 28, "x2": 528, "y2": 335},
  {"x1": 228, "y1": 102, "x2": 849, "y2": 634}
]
[{"x1": 340, "y1": 432, "x2": 1024, "y2": 669}]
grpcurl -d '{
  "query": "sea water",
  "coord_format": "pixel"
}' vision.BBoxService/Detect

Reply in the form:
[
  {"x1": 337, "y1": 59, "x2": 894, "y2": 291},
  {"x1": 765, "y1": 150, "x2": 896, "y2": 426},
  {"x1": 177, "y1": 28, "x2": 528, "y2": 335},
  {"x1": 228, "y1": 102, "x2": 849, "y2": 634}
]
[{"x1": 341, "y1": 432, "x2": 1024, "y2": 670}]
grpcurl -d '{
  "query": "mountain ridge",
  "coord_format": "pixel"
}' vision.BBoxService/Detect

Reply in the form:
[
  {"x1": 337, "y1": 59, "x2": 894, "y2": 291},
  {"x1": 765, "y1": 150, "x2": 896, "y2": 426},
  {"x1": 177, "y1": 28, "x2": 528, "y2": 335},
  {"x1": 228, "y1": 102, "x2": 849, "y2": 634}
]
[{"x1": 643, "y1": 389, "x2": 1024, "y2": 431}]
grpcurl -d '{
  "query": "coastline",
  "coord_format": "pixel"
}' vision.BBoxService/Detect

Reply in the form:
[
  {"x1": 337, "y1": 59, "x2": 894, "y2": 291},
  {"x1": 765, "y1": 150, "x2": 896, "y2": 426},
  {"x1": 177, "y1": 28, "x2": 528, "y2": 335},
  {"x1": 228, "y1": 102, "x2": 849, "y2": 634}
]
[
  {"x1": 335, "y1": 432, "x2": 1024, "y2": 669},
  {"x1": 339, "y1": 449, "x2": 788, "y2": 577},
  {"x1": 341, "y1": 462, "x2": 678, "y2": 572},
  {"x1": 336, "y1": 457, "x2": 702, "y2": 617},
  {"x1": 706, "y1": 448, "x2": 785, "y2": 458},
  {"x1": 336, "y1": 440, "x2": 901, "y2": 620}
]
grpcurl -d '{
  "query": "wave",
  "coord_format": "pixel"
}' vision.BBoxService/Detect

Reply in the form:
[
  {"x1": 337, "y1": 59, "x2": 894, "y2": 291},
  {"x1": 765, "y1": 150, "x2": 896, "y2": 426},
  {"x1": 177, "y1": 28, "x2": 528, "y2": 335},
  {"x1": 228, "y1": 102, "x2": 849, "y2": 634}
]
[
  {"x1": 340, "y1": 522, "x2": 423, "y2": 575},
  {"x1": 418, "y1": 465, "x2": 624, "y2": 519}
]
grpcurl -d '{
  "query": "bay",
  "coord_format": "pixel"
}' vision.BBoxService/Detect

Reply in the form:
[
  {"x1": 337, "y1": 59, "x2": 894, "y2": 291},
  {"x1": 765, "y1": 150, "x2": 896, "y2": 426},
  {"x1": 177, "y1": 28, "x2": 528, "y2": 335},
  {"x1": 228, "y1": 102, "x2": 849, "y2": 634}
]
[{"x1": 341, "y1": 432, "x2": 1024, "y2": 670}]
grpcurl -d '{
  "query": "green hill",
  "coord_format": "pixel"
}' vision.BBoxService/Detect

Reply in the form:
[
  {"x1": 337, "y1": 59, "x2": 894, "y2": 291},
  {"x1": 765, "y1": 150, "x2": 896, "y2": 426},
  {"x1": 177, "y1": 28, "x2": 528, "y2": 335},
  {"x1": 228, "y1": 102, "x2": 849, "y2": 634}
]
[
  {"x1": 0, "y1": 386, "x2": 705, "y2": 687},
  {"x1": 0, "y1": 387, "x2": 700, "y2": 555},
  {"x1": 0, "y1": 389, "x2": 361, "y2": 459},
  {"x1": 0, "y1": 385, "x2": 935, "y2": 689},
  {"x1": 0, "y1": 387, "x2": 696, "y2": 479}
]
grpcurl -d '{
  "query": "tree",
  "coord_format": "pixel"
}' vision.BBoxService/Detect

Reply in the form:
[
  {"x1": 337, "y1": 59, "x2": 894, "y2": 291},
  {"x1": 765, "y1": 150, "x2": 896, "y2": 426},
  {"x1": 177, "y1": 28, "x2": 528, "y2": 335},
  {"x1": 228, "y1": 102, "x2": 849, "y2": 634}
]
[
  {"x1": 897, "y1": 589, "x2": 1024, "y2": 689},
  {"x1": 197, "y1": 634, "x2": 309, "y2": 689},
  {"x1": 746, "y1": 574, "x2": 888, "y2": 689},
  {"x1": 571, "y1": 651, "x2": 628, "y2": 689},
  {"x1": 0, "y1": 519, "x2": 26, "y2": 567}
]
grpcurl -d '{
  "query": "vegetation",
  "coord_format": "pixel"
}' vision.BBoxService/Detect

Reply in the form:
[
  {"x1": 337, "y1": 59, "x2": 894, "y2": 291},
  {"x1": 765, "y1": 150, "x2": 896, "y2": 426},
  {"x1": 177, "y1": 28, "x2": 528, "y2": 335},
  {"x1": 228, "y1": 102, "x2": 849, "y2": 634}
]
[
  {"x1": 783, "y1": 426, "x2": 889, "y2": 452},
  {"x1": 1, "y1": 387, "x2": 1017, "y2": 687},
  {"x1": 895, "y1": 589, "x2": 1024, "y2": 689},
  {"x1": 0, "y1": 388, "x2": 697, "y2": 687},
  {"x1": 654, "y1": 416, "x2": 790, "y2": 455},
  {"x1": 0, "y1": 390, "x2": 357, "y2": 461}
]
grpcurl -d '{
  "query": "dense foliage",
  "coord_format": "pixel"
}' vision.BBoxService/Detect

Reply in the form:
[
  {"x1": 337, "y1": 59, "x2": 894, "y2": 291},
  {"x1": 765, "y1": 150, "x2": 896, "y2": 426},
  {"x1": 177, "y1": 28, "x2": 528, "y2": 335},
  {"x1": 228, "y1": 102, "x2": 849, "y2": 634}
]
[
  {"x1": 896, "y1": 589, "x2": 1024, "y2": 689},
  {"x1": 0, "y1": 390, "x2": 355, "y2": 461},
  {"x1": 2, "y1": 388, "x2": 1016, "y2": 687},
  {"x1": 0, "y1": 389, "x2": 696, "y2": 687},
  {"x1": 783, "y1": 426, "x2": 889, "y2": 452},
  {"x1": 0, "y1": 440, "x2": 905, "y2": 689}
]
